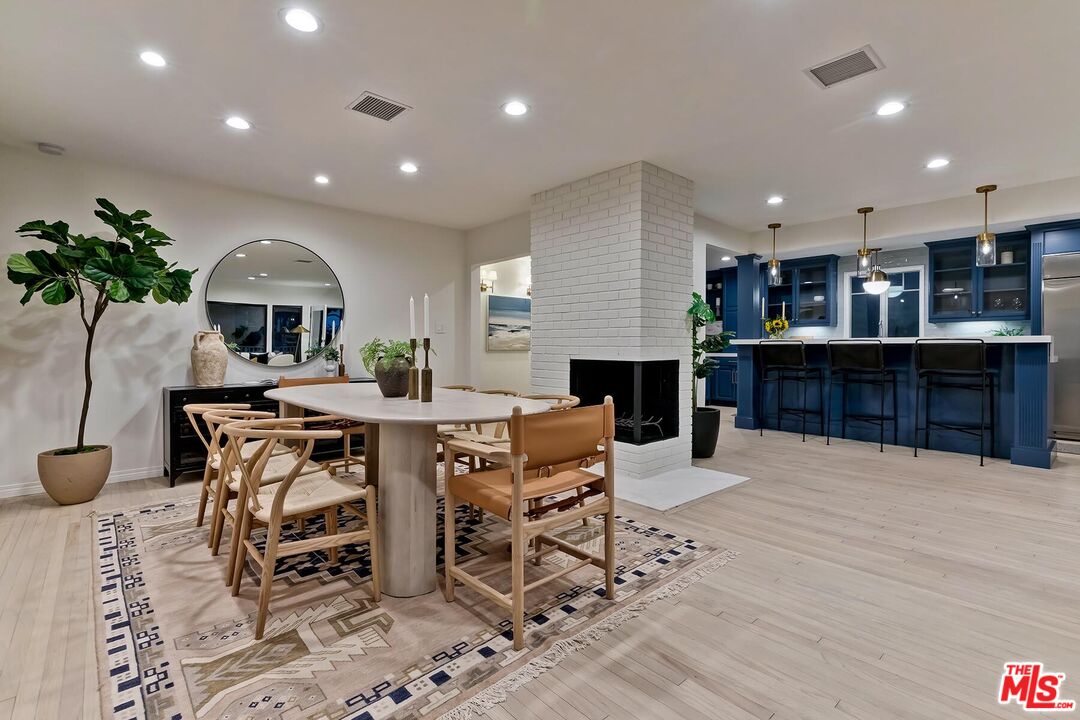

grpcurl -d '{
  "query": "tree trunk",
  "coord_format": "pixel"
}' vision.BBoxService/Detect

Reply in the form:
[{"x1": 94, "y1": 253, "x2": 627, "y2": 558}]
[{"x1": 77, "y1": 319, "x2": 97, "y2": 451}]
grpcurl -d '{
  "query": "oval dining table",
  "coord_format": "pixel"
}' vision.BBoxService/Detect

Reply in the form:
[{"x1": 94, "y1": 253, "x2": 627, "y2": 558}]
[{"x1": 264, "y1": 383, "x2": 551, "y2": 597}]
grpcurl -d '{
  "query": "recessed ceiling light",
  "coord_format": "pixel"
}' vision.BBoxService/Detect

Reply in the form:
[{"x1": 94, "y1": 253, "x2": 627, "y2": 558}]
[
  {"x1": 139, "y1": 50, "x2": 167, "y2": 68},
  {"x1": 767, "y1": 195, "x2": 784, "y2": 205},
  {"x1": 926, "y1": 157, "x2": 950, "y2": 169},
  {"x1": 323, "y1": 282, "x2": 332, "y2": 286},
  {"x1": 721, "y1": 255, "x2": 732, "y2": 262},
  {"x1": 283, "y1": 8, "x2": 320, "y2": 32},
  {"x1": 258, "y1": 272, "x2": 269, "y2": 277},
  {"x1": 314, "y1": 174, "x2": 329, "y2": 184},
  {"x1": 235, "y1": 253, "x2": 246, "y2": 258},
  {"x1": 502, "y1": 100, "x2": 529, "y2": 116},
  {"x1": 225, "y1": 116, "x2": 252, "y2": 130},
  {"x1": 876, "y1": 101, "x2": 906, "y2": 116},
  {"x1": 399, "y1": 161, "x2": 419, "y2": 174},
  {"x1": 247, "y1": 276, "x2": 256, "y2": 280},
  {"x1": 260, "y1": 240, "x2": 272, "y2": 245}
]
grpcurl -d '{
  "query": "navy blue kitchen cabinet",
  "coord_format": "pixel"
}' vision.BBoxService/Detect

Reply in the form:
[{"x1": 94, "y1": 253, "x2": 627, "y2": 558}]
[
  {"x1": 927, "y1": 232, "x2": 1031, "y2": 323},
  {"x1": 760, "y1": 255, "x2": 839, "y2": 327},
  {"x1": 706, "y1": 356, "x2": 738, "y2": 406}
]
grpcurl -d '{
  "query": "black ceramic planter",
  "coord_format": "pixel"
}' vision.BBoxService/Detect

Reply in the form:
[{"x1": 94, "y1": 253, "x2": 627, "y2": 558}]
[
  {"x1": 692, "y1": 406, "x2": 722, "y2": 458},
  {"x1": 373, "y1": 357, "x2": 411, "y2": 397}
]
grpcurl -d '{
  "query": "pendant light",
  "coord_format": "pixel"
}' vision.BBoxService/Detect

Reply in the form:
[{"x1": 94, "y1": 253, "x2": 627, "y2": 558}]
[
  {"x1": 975, "y1": 184, "x2": 997, "y2": 267},
  {"x1": 859, "y1": 206, "x2": 890, "y2": 295},
  {"x1": 767, "y1": 223, "x2": 782, "y2": 287},
  {"x1": 856, "y1": 207, "x2": 874, "y2": 279}
]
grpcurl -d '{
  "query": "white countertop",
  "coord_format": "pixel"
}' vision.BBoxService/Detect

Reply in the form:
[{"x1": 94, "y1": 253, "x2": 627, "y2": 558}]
[
  {"x1": 732, "y1": 335, "x2": 1052, "y2": 345},
  {"x1": 265, "y1": 383, "x2": 551, "y2": 425}
]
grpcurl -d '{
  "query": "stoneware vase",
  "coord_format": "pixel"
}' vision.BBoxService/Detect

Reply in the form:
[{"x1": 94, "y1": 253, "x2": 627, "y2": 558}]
[
  {"x1": 373, "y1": 356, "x2": 411, "y2": 398},
  {"x1": 37, "y1": 444, "x2": 112, "y2": 505},
  {"x1": 191, "y1": 331, "x2": 228, "y2": 387}
]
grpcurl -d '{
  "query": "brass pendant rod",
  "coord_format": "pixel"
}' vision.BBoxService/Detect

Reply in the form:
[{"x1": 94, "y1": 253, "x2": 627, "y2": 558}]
[{"x1": 768, "y1": 222, "x2": 781, "y2": 260}]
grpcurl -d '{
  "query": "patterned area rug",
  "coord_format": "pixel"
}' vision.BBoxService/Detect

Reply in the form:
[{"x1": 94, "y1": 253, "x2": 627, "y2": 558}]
[{"x1": 93, "y1": 488, "x2": 734, "y2": 720}]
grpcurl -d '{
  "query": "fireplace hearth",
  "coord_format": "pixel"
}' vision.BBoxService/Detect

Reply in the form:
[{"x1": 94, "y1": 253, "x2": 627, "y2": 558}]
[{"x1": 569, "y1": 358, "x2": 679, "y2": 445}]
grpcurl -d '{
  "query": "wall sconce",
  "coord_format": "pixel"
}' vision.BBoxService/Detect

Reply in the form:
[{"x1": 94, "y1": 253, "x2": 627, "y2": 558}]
[
  {"x1": 479, "y1": 269, "x2": 497, "y2": 293},
  {"x1": 524, "y1": 275, "x2": 532, "y2": 297}
]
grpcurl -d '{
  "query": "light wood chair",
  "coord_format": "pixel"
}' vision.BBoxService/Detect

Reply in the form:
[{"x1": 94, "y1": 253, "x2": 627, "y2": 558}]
[
  {"x1": 443, "y1": 396, "x2": 616, "y2": 651},
  {"x1": 184, "y1": 403, "x2": 293, "y2": 527},
  {"x1": 522, "y1": 394, "x2": 581, "y2": 410},
  {"x1": 202, "y1": 409, "x2": 324, "y2": 556},
  {"x1": 223, "y1": 416, "x2": 381, "y2": 640},
  {"x1": 277, "y1": 375, "x2": 366, "y2": 472}
]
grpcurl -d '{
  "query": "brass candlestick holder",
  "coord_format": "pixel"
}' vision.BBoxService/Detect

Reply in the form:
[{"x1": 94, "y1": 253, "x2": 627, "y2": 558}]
[
  {"x1": 420, "y1": 337, "x2": 433, "y2": 402},
  {"x1": 407, "y1": 338, "x2": 420, "y2": 400}
]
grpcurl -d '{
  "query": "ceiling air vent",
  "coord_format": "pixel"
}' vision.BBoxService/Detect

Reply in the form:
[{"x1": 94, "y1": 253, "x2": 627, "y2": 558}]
[
  {"x1": 348, "y1": 92, "x2": 411, "y2": 121},
  {"x1": 805, "y1": 45, "x2": 884, "y2": 89}
]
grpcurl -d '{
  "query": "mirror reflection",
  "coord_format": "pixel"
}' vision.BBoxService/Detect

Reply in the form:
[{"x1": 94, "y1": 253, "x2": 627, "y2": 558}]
[{"x1": 205, "y1": 240, "x2": 344, "y2": 366}]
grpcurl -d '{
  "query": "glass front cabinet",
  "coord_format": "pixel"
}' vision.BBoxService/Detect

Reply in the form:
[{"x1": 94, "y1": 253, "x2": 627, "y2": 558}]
[
  {"x1": 760, "y1": 255, "x2": 839, "y2": 327},
  {"x1": 926, "y1": 232, "x2": 1031, "y2": 323}
]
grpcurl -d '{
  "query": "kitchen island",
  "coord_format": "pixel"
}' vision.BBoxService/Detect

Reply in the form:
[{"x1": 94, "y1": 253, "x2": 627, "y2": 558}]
[{"x1": 732, "y1": 336, "x2": 1054, "y2": 467}]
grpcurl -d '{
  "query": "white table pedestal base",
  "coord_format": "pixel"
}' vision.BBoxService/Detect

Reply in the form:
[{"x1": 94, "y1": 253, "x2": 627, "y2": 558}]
[{"x1": 377, "y1": 423, "x2": 437, "y2": 597}]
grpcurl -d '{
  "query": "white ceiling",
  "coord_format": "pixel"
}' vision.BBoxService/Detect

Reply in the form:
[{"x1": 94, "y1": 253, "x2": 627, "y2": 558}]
[
  {"x1": 3, "y1": 1, "x2": 1080, "y2": 231},
  {"x1": 209, "y1": 239, "x2": 340, "y2": 288},
  {"x1": 705, "y1": 245, "x2": 736, "y2": 271}
]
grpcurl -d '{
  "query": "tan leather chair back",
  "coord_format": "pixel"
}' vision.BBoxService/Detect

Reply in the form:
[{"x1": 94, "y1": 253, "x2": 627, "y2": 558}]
[{"x1": 510, "y1": 397, "x2": 614, "y2": 472}]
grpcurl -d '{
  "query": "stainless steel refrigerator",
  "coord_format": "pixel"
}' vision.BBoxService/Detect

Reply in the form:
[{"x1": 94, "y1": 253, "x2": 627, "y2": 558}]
[{"x1": 1043, "y1": 253, "x2": 1080, "y2": 440}]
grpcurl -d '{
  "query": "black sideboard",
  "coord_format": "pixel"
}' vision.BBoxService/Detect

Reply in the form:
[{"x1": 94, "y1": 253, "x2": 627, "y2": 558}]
[{"x1": 162, "y1": 378, "x2": 374, "y2": 486}]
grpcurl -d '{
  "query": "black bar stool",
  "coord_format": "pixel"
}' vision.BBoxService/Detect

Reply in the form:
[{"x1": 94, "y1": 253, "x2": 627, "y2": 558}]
[
  {"x1": 914, "y1": 339, "x2": 996, "y2": 466},
  {"x1": 758, "y1": 340, "x2": 824, "y2": 442},
  {"x1": 825, "y1": 340, "x2": 898, "y2": 452}
]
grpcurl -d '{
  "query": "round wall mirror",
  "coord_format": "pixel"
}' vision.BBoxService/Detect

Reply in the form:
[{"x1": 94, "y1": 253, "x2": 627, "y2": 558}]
[{"x1": 205, "y1": 240, "x2": 344, "y2": 367}]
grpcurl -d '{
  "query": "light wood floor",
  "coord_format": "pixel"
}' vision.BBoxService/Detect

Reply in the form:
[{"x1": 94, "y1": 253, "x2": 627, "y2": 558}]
[{"x1": 2, "y1": 414, "x2": 1078, "y2": 719}]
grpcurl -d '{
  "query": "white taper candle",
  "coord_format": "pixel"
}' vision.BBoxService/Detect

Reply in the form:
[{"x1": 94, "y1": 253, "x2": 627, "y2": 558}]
[
  {"x1": 409, "y1": 296, "x2": 416, "y2": 339},
  {"x1": 424, "y1": 293, "x2": 430, "y2": 338}
]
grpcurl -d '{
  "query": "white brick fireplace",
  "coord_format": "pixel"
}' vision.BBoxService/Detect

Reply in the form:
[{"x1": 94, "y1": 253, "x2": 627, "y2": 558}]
[{"x1": 530, "y1": 161, "x2": 693, "y2": 477}]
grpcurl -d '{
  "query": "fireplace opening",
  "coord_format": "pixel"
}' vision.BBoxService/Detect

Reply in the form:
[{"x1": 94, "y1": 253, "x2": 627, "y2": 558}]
[{"x1": 569, "y1": 359, "x2": 679, "y2": 445}]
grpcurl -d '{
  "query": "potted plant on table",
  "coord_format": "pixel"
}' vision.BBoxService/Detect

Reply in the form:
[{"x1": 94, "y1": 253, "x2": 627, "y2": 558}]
[
  {"x1": 6, "y1": 199, "x2": 196, "y2": 504},
  {"x1": 360, "y1": 338, "x2": 413, "y2": 397},
  {"x1": 688, "y1": 292, "x2": 734, "y2": 458}
]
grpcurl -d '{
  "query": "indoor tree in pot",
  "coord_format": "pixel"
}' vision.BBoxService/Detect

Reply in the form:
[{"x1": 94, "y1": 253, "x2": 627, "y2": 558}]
[
  {"x1": 360, "y1": 338, "x2": 413, "y2": 397},
  {"x1": 688, "y1": 292, "x2": 733, "y2": 458},
  {"x1": 6, "y1": 199, "x2": 195, "y2": 504}
]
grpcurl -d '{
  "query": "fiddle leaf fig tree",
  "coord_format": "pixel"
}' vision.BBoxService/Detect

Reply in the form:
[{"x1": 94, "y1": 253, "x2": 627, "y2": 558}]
[
  {"x1": 687, "y1": 291, "x2": 734, "y2": 411},
  {"x1": 6, "y1": 199, "x2": 196, "y2": 453}
]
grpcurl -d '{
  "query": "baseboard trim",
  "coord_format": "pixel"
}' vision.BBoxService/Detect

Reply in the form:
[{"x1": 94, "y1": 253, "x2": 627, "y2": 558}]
[{"x1": 0, "y1": 465, "x2": 164, "y2": 500}]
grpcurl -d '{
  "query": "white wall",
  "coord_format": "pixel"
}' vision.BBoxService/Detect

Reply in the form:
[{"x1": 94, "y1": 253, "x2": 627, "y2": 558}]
[
  {"x1": 530, "y1": 161, "x2": 694, "y2": 477},
  {"x1": 0, "y1": 144, "x2": 466, "y2": 497},
  {"x1": 463, "y1": 212, "x2": 532, "y2": 390},
  {"x1": 469, "y1": 256, "x2": 531, "y2": 392}
]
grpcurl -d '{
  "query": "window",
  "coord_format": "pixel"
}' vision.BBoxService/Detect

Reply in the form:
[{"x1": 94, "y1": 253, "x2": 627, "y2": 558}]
[{"x1": 846, "y1": 268, "x2": 923, "y2": 338}]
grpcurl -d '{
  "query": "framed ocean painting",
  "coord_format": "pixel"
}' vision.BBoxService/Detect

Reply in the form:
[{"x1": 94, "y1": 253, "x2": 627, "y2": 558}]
[{"x1": 486, "y1": 294, "x2": 531, "y2": 351}]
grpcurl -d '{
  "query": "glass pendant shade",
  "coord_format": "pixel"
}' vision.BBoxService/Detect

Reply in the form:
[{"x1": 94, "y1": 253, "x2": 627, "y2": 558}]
[
  {"x1": 767, "y1": 258, "x2": 782, "y2": 286},
  {"x1": 856, "y1": 248, "x2": 872, "y2": 279},
  {"x1": 976, "y1": 231, "x2": 997, "y2": 267},
  {"x1": 975, "y1": 185, "x2": 997, "y2": 267}
]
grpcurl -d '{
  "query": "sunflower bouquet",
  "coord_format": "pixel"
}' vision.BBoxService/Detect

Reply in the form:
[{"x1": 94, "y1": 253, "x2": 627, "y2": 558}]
[{"x1": 764, "y1": 316, "x2": 789, "y2": 339}]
